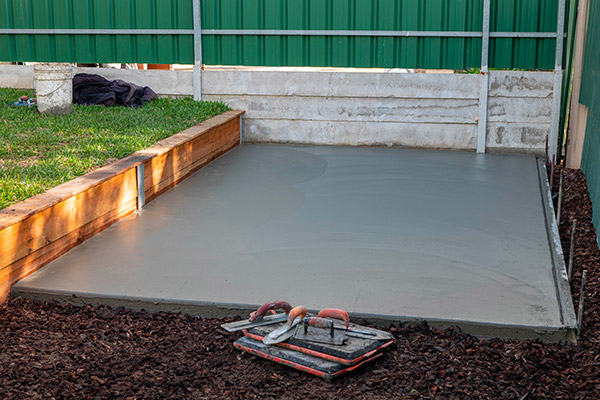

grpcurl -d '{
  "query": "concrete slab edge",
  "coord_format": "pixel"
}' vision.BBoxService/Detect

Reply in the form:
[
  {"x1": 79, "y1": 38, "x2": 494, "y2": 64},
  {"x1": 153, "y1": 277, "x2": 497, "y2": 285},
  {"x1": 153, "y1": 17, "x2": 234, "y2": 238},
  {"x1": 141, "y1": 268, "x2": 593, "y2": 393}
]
[
  {"x1": 536, "y1": 158, "x2": 578, "y2": 342},
  {"x1": 11, "y1": 287, "x2": 575, "y2": 343}
]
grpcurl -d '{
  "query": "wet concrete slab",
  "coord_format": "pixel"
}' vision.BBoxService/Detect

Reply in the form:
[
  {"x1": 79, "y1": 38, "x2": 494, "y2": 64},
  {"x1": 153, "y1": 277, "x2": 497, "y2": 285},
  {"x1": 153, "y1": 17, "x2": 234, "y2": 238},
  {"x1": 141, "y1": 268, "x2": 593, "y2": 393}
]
[{"x1": 14, "y1": 144, "x2": 576, "y2": 341}]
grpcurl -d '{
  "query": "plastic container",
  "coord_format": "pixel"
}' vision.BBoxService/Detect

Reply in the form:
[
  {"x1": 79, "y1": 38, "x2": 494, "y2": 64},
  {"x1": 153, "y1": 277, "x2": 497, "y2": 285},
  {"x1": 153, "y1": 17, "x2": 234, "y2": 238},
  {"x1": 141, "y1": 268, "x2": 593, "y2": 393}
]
[{"x1": 33, "y1": 63, "x2": 73, "y2": 115}]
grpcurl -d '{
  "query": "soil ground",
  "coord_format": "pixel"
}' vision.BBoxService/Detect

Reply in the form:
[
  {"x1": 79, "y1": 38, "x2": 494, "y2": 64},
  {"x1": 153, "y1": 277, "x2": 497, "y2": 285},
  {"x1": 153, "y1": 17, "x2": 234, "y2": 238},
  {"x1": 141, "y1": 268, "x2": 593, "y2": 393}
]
[{"x1": 1, "y1": 166, "x2": 599, "y2": 399}]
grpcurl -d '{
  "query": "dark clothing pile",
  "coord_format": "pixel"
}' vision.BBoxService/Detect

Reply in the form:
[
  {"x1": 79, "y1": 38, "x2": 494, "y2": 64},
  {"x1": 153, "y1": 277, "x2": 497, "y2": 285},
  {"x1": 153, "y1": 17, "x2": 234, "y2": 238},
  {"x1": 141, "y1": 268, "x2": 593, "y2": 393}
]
[{"x1": 73, "y1": 73, "x2": 157, "y2": 108}]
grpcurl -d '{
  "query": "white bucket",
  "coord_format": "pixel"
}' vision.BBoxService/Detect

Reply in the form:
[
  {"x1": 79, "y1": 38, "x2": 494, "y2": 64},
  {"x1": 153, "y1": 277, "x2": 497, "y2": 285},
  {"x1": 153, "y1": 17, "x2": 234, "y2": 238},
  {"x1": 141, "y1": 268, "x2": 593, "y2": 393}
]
[{"x1": 33, "y1": 63, "x2": 74, "y2": 115}]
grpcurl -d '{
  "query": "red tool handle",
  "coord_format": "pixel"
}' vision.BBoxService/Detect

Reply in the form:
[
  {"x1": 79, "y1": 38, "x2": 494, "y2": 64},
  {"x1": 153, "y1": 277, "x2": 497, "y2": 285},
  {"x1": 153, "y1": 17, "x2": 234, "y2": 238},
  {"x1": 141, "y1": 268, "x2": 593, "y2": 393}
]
[
  {"x1": 286, "y1": 305, "x2": 308, "y2": 326},
  {"x1": 318, "y1": 308, "x2": 350, "y2": 328},
  {"x1": 303, "y1": 317, "x2": 333, "y2": 329},
  {"x1": 249, "y1": 301, "x2": 293, "y2": 322}
]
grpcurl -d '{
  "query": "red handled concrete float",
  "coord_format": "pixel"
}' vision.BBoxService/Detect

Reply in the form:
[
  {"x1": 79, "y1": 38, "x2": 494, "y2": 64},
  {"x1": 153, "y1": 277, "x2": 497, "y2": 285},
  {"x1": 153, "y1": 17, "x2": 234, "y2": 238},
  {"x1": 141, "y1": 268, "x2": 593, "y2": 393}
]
[{"x1": 220, "y1": 302, "x2": 394, "y2": 379}]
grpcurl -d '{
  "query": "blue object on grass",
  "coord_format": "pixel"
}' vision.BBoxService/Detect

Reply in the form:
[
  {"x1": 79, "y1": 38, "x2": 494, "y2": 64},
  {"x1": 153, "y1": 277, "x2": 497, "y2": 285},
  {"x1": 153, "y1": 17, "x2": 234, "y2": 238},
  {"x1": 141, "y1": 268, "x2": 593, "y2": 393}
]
[{"x1": 10, "y1": 95, "x2": 37, "y2": 107}]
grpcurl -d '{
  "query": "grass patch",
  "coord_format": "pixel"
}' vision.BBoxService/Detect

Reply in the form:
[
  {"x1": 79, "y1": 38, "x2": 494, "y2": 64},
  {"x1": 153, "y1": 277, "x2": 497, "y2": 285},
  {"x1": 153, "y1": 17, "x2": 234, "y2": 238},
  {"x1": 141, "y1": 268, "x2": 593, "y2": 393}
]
[{"x1": 0, "y1": 88, "x2": 230, "y2": 210}]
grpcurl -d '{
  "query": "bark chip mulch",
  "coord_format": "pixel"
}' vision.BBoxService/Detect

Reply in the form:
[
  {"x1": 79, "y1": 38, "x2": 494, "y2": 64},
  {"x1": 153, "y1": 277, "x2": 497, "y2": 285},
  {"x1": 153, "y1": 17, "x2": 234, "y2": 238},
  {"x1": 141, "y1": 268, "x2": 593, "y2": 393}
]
[{"x1": 1, "y1": 166, "x2": 599, "y2": 399}]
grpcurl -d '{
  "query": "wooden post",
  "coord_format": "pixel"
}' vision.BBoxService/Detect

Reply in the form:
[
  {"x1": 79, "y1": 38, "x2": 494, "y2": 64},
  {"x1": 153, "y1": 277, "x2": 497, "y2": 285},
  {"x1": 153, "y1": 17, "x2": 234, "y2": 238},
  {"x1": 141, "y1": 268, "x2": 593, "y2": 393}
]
[{"x1": 566, "y1": 0, "x2": 591, "y2": 168}]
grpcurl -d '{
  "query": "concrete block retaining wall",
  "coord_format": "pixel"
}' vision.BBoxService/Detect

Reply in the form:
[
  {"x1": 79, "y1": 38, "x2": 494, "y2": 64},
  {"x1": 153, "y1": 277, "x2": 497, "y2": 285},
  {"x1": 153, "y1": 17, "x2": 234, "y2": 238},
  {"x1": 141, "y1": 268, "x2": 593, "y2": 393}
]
[
  {"x1": 0, "y1": 65, "x2": 552, "y2": 153},
  {"x1": 486, "y1": 72, "x2": 554, "y2": 152}
]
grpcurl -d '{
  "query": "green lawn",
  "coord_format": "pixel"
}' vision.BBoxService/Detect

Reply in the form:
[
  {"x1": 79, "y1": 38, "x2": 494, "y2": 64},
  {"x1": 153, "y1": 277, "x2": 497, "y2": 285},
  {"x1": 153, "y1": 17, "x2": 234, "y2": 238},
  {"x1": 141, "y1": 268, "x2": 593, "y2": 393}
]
[{"x1": 0, "y1": 88, "x2": 229, "y2": 210}]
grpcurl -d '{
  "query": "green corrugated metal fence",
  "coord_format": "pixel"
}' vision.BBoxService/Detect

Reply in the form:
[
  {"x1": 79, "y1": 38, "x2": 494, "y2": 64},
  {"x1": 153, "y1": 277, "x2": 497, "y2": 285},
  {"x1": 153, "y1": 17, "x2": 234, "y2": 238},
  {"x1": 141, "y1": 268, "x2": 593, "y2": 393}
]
[
  {"x1": 0, "y1": 0, "x2": 194, "y2": 64},
  {"x1": 1, "y1": 0, "x2": 562, "y2": 69},
  {"x1": 580, "y1": 1, "x2": 600, "y2": 244},
  {"x1": 558, "y1": 0, "x2": 579, "y2": 153},
  {"x1": 579, "y1": 2, "x2": 600, "y2": 112},
  {"x1": 202, "y1": 0, "x2": 559, "y2": 69}
]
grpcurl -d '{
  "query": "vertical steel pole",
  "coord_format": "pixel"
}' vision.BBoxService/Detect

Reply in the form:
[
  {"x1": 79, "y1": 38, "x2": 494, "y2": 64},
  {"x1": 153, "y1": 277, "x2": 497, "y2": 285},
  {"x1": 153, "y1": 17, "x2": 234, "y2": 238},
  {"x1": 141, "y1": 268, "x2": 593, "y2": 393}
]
[
  {"x1": 549, "y1": 0, "x2": 566, "y2": 161},
  {"x1": 477, "y1": 0, "x2": 490, "y2": 154},
  {"x1": 551, "y1": 154, "x2": 556, "y2": 187},
  {"x1": 568, "y1": 219, "x2": 577, "y2": 280},
  {"x1": 577, "y1": 269, "x2": 587, "y2": 336},
  {"x1": 556, "y1": 170, "x2": 564, "y2": 228},
  {"x1": 193, "y1": 0, "x2": 202, "y2": 101},
  {"x1": 136, "y1": 164, "x2": 145, "y2": 210},
  {"x1": 545, "y1": 135, "x2": 549, "y2": 164},
  {"x1": 239, "y1": 114, "x2": 243, "y2": 145}
]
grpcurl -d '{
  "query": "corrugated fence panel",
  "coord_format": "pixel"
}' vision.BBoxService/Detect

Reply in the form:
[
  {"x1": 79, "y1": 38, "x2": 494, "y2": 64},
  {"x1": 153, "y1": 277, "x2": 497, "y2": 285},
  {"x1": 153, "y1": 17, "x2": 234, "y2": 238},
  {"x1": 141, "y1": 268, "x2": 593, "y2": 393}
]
[
  {"x1": 200, "y1": 0, "x2": 484, "y2": 69},
  {"x1": 582, "y1": 113, "x2": 600, "y2": 244},
  {"x1": 0, "y1": 0, "x2": 194, "y2": 64},
  {"x1": 580, "y1": 1, "x2": 600, "y2": 244},
  {"x1": 0, "y1": 0, "x2": 560, "y2": 69},
  {"x1": 580, "y1": 1, "x2": 599, "y2": 112},
  {"x1": 489, "y1": 0, "x2": 557, "y2": 69},
  {"x1": 199, "y1": 0, "x2": 557, "y2": 69}
]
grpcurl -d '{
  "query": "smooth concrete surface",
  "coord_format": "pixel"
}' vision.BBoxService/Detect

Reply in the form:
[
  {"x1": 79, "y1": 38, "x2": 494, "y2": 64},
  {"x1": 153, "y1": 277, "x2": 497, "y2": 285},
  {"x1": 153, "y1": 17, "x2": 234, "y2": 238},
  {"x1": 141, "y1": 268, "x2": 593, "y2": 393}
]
[
  {"x1": 14, "y1": 145, "x2": 574, "y2": 339},
  {"x1": 1, "y1": 65, "x2": 552, "y2": 152}
]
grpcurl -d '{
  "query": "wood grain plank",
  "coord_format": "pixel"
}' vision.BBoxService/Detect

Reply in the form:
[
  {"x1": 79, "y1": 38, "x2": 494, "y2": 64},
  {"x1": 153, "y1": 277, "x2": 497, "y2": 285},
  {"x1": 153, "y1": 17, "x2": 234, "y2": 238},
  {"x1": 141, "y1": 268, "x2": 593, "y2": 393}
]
[
  {"x1": 0, "y1": 168, "x2": 137, "y2": 269},
  {"x1": 135, "y1": 110, "x2": 243, "y2": 161},
  {"x1": 145, "y1": 118, "x2": 238, "y2": 187},
  {"x1": 0, "y1": 198, "x2": 137, "y2": 302},
  {"x1": 0, "y1": 155, "x2": 146, "y2": 230},
  {"x1": 145, "y1": 138, "x2": 239, "y2": 203},
  {"x1": 145, "y1": 117, "x2": 240, "y2": 196}
]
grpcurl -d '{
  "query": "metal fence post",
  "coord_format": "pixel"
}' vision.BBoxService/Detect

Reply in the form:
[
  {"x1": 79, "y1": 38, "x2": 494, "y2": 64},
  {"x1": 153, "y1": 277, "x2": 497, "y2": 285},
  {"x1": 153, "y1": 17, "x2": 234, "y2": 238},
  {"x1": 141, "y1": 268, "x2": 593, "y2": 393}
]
[
  {"x1": 239, "y1": 114, "x2": 243, "y2": 145},
  {"x1": 192, "y1": 0, "x2": 202, "y2": 101},
  {"x1": 550, "y1": 0, "x2": 566, "y2": 161},
  {"x1": 136, "y1": 164, "x2": 145, "y2": 210},
  {"x1": 477, "y1": 0, "x2": 491, "y2": 154}
]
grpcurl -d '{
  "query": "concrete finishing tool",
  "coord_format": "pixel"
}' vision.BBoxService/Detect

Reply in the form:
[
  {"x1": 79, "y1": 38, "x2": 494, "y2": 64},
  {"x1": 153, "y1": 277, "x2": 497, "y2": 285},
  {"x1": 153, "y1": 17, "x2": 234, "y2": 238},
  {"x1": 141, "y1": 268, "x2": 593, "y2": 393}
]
[
  {"x1": 234, "y1": 335, "x2": 383, "y2": 379},
  {"x1": 244, "y1": 325, "x2": 394, "y2": 366},
  {"x1": 220, "y1": 301, "x2": 292, "y2": 332},
  {"x1": 317, "y1": 308, "x2": 394, "y2": 341},
  {"x1": 293, "y1": 317, "x2": 347, "y2": 345},
  {"x1": 262, "y1": 305, "x2": 307, "y2": 345},
  {"x1": 245, "y1": 308, "x2": 394, "y2": 366}
]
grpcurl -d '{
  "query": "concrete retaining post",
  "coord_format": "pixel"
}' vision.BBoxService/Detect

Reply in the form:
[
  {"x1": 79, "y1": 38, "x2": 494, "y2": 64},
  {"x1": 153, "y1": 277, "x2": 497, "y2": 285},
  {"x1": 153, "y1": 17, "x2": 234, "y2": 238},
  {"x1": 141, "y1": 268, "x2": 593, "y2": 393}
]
[{"x1": 33, "y1": 63, "x2": 73, "y2": 115}]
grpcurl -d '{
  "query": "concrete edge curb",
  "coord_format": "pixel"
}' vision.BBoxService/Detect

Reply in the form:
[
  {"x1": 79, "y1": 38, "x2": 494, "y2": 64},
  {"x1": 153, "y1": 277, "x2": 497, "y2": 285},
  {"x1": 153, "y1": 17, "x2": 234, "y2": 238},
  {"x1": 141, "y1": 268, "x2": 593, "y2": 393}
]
[
  {"x1": 536, "y1": 158, "x2": 578, "y2": 342},
  {"x1": 11, "y1": 288, "x2": 577, "y2": 343}
]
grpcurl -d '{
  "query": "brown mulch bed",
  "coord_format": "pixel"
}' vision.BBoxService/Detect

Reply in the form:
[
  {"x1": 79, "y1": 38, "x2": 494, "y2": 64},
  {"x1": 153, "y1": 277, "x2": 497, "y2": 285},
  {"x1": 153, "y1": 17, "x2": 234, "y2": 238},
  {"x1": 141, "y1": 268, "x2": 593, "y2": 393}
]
[{"x1": 1, "y1": 166, "x2": 599, "y2": 399}]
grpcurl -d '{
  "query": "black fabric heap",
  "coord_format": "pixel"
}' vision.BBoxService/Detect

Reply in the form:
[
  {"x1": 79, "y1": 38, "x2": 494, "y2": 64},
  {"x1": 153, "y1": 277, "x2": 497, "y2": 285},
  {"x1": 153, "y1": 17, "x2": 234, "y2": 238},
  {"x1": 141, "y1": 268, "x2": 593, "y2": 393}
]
[{"x1": 73, "y1": 73, "x2": 157, "y2": 108}]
